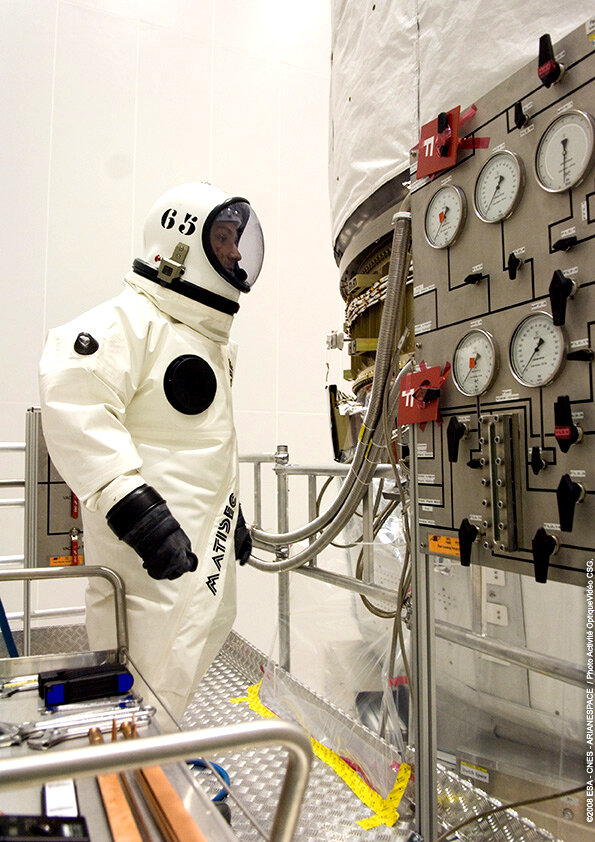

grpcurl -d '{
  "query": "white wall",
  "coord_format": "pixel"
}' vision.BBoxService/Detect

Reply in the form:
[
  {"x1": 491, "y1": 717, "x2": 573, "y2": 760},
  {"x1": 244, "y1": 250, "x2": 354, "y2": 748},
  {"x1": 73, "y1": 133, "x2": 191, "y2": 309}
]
[{"x1": 0, "y1": 0, "x2": 345, "y2": 655}]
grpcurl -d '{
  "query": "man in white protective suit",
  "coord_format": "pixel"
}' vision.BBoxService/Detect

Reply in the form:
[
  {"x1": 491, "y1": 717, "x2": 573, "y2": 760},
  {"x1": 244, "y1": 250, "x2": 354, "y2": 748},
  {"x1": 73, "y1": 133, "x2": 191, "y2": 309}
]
[{"x1": 39, "y1": 182, "x2": 262, "y2": 718}]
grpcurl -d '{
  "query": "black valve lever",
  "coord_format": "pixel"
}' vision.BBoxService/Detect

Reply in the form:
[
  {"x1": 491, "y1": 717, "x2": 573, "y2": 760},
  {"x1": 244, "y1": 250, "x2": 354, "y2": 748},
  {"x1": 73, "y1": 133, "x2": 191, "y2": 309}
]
[
  {"x1": 513, "y1": 101, "x2": 529, "y2": 130},
  {"x1": 531, "y1": 527, "x2": 558, "y2": 583},
  {"x1": 538, "y1": 34, "x2": 564, "y2": 88},
  {"x1": 458, "y1": 518, "x2": 479, "y2": 567},
  {"x1": 552, "y1": 235, "x2": 578, "y2": 252},
  {"x1": 507, "y1": 252, "x2": 523, "y2": 280},
  {"x1": 437, "y1": 111, "x2": 451, "y2": 157},
  {"x1": 556, "y1": 474, "x2": 585, "y2": 532},
  {"x1": 567, "y1": 348, "x2": 594, "y2": 362},
  {"x1": 447, "y1": 416, "x2": 467, "y2": 463},
  {"x1": 530, "y1": 446, "x2": 546, "y2": 476},
  {"x1": 549, "y1": 269, "x2": 576, "y2": 326},
  {"x1": 554, "y1": 395, "x2": 581, "y2": 453},
  {"x1": 463, "y1": 272, "x2": 483, "y2": 286}
]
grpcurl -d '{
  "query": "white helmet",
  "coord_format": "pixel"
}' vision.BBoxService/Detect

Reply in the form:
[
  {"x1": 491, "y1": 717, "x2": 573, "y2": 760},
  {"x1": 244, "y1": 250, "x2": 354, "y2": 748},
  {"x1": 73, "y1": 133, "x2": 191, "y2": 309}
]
[{"x1": 133, "y1": 182, "x2": 264, "y2": 308}]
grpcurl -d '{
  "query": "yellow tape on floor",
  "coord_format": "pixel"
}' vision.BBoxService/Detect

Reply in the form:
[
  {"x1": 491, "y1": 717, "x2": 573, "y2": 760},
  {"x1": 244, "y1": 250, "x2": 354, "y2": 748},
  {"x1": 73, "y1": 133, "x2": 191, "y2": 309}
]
[{"x1": 231, "y1": 682, "x2": 411, "y2": 830}]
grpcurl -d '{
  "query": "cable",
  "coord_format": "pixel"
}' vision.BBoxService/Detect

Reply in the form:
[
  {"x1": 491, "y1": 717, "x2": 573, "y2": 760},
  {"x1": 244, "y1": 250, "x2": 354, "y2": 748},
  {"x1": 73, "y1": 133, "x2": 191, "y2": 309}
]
[
  {"x1": 436, "y1": 783, "x2": 586, "y2": 842},
  {"x1": 249, "y1": 197, "x2": 412, "y2": 556},
  {"x1": 187, "y1": 759, "x2": 230, "y2": 802}
]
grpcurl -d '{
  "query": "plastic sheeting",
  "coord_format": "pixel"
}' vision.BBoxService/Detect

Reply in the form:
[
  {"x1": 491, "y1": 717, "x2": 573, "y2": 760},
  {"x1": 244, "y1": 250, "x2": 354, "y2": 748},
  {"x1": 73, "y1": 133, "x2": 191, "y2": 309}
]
[
  {"x1": 329, "y1": 0, "x2": 592, "y2": 245},
  {"x1": 258, "y1": 487, "x2": 410, "y2": 799}
]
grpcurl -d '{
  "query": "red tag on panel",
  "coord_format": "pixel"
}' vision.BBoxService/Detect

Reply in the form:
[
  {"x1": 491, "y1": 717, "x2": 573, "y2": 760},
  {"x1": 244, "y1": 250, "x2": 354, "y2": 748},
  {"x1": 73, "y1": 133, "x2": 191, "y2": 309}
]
[
  {"x1": 397, "y1": 365, "x2": 446, "y2": 426},
  {"x1": 416, "y1": 107, "x2": 460, "y2": 178}
]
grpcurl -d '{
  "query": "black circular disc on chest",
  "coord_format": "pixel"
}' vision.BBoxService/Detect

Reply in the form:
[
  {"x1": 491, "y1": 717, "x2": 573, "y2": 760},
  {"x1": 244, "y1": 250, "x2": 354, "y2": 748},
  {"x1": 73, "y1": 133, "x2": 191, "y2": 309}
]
[{"x1": 163, "y1": 355, "x2": 217, "y2": 415}]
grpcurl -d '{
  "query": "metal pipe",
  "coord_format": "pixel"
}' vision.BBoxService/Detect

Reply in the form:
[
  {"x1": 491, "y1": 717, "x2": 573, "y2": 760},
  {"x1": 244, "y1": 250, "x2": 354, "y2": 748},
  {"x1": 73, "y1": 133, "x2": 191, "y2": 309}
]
[
  {"x1": 410, "y1": 424, "x2": 438, "y2": 841},
  {"x1": 0, "y1": 499, "x2": 24, "y2": 507},
  {"x1": 0, "y1": 443, "x2": 25, "y2": 452},
  {"x1": 295, "y1": 564, "x2": 398, "y2": 604},
  {"x1": 0, "y1": 720, "x2": 312, "y2": 842},
  {"x1": 291, "y1": 572, "x2": 583, "y2": 689},
  {"x1": 0, "y1": 481, "x2": 25, "y2": 488},
  {"x1": 253, "y1": 462, "x2": 262, "y2": 528},
  {"x1": 6, "y1": 606, "x2": 85, "y2": 622},
  {"x1": 0, "y1": 567, "x2": 128, "y2": 661},
  {"x1": 239, "y1": 453, "x2": 277, "y2": 463},
  {"x1": 361, "y1": 484, "x2": 374, "y2": 583},
  {"x1": 435, "y1": 620, "x2": 585, "y2": 688},
  {"x1": 307, "y1": 475, "x2": 318, "y2": 567},
  {"x1": 277, "y1": 464, "x2": 395, "y2": 478},
  {"x1": 0, "y1": 556, "x2": 24, "y2": 565},
  {"x1": 24, "y1": 408, "x2": 39, "y2": 656},
  {"x1": 276, "y1": 446, "x2": 291, "y2": 671}
]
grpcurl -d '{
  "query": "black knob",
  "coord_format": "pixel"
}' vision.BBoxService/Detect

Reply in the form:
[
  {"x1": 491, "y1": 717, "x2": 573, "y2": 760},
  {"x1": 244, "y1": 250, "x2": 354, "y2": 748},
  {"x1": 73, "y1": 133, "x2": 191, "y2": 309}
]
[
  {"x1": 419, "y1": 387, "x2": 441, "y2": 404},
  {"x1": 513, "y1": 101, "x2": 529, "y2": 130},
  {"x1": 556, "y1": 474, "x2": 585, "y2": 532},
  {"x1": 531, "y1": 527, "x2": 558, "y2": 583},
  {"x1": 463, "y1": 272, "x2": 483, "y2": 286},
  {"x1": 437, "y1": 111, "x2": 451, "y2": 157},
  {"x1": 507, "y1": 252, "x2": 523, "y2": 280},
  {"x1": 567, "y1": 347, "x2": 594, "y2": 362},
  {"x1": 447, "y1": 416, "x2": 467, "y2": 463},
  {"x1": 549, "y1": 269, "x2": 575, "y2": 326},
  {"x1": 530, "y1": 446, "x2": 546, "y2": 475},
  {"x1": 552, "y1": 235, "x2": 578, "y2": 252},
  {"x1": 538, "y1": 34, "x2": 564, "y2": 88},
  {"x1": 554, "y1": 395, "x2": 581, "y2": 453},
  {"x1": 467, "y1": 458, "x2": 482, "y2": 469},
  {"x1": 458, "y1": 518, "x2": 479, "y2": 567}
]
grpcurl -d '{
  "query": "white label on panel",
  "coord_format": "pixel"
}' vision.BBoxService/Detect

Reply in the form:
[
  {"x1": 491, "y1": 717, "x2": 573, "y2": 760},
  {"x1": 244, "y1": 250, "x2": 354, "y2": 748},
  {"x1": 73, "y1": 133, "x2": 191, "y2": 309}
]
[
  {"x1": 460, "y1": 761, "x2": 490, "y2": 784},
  {"x1": 415, "y1": 321, "x2": 433, "y2": 335}
]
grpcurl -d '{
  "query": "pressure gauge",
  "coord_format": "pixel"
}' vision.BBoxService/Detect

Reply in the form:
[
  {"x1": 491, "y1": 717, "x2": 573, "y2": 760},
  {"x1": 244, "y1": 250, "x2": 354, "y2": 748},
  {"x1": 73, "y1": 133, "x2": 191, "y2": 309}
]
[
  {"x1": 424, "y1": 185, "x2": 467, "y2": 248},
  {"x1": 509, "y1": 312, "x2": 566, "y2": 387},
  {"x1": 473, "y1": 150, "x2": 525, "y2": 223},
  {"x1": 535, "y1": 109, "x2": 595, "y2": 192},
  {"x1": 452, "y1": 329, "x2": 498, "y2": 396}
]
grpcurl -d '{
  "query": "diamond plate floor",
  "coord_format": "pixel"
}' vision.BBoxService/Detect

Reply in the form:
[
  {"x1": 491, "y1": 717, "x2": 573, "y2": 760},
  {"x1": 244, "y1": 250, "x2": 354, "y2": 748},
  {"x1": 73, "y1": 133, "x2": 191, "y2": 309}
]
[
  {"x1": 182, "y1": 643, "x2": 414, "y2": 841},
  {"x1": 182, "y1": 634, "x2": 564, "y2": 842}
]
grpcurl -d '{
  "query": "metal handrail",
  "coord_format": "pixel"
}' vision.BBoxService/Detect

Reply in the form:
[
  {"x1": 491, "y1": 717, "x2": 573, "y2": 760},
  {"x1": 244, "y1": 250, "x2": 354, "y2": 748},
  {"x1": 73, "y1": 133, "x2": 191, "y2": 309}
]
[
  {"x1": 0, "y1": 566, "x2": 128, "y2": 661},
  {"x1": 0, "y1": 719, "x2": 312, "y2": 842}
]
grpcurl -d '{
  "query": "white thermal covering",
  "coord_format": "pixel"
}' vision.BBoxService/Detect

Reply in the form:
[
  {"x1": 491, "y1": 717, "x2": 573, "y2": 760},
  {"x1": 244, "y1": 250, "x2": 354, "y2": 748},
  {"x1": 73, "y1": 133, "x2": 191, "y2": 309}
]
[{"x1": 329, "y1": 0, "x2": 592, "y2": 244}]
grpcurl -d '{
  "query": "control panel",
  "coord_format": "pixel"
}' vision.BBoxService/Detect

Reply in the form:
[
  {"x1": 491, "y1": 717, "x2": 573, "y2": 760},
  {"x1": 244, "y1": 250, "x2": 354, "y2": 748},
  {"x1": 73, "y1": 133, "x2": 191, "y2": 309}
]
[
  {"x1": 25, "y1": 408, "x2": 84, "y2": 568},
  {"x1": 409, "y1": 22, "x2": 594, "y2": 585}
]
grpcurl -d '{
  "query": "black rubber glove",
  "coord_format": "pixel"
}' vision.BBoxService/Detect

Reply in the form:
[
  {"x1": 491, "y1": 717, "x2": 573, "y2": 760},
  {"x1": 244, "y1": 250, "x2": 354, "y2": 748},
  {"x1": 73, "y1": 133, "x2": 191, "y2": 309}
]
[
  {"x1": 234, "y1": 505, "x2": 252, "y2": 566},
  {"x1": 107, "y1": 485, "x2": 198, "y2": 580}
]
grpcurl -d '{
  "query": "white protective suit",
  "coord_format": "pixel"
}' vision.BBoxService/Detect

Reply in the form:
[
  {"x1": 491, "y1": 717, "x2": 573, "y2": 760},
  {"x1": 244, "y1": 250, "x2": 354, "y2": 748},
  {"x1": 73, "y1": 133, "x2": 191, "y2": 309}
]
[{"x1": 39, "y1": 183, "x2": 262, "y2": 718}]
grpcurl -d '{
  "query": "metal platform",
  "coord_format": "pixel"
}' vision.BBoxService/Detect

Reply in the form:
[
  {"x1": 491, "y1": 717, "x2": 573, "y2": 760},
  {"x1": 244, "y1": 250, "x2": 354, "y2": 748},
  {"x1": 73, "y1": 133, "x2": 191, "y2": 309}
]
[
  {"x1": 185, "y1": 633, "x2": 564, "y2": 842},
  {"x1": 184, "y1": 634, "x2": 415, "y2": 842}
]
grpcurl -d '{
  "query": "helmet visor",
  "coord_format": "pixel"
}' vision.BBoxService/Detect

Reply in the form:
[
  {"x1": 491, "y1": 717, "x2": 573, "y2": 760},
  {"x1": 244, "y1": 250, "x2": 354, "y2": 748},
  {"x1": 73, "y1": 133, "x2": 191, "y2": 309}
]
[{"x1": 203, "y1": 199, "x2": 264, "y2": 293}]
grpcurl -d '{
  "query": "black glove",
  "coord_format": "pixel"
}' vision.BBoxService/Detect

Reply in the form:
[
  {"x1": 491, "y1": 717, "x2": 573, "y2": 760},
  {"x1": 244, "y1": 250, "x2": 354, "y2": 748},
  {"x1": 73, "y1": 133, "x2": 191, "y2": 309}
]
[
  {"x1": 234, "y1": 505, "x2": 252, "y2": 566},
  {"x1": 107, "y1": 485, "x2": 198, "y2": 581}
]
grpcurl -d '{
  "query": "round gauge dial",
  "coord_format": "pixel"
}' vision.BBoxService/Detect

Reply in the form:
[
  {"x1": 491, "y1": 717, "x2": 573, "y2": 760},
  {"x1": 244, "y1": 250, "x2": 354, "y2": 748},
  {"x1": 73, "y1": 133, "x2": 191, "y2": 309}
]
[
  {"x1": 535, "y1": 109, "x2": 595, "y2": 192},
  {"x1": 452, "y1": 329, "x2": 498, "y2": 396},
  {"x1": 473, "y1": 150, "x2": 525, "y2": 223},
  {"x1": 509, "y1": 312, "x2": 566, "y2": 387},
  {"x1": 424, "y1": 184, "x2": 467, "y2": 248}
]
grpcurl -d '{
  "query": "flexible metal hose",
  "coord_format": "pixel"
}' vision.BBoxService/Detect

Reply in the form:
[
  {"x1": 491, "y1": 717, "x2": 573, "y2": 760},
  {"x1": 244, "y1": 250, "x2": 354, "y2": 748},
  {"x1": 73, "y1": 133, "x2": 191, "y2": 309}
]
[
  {"x1": 248, "y1": 360, "x2": 411, "y2": 572},
  {"x1": 250, "y1": 196, "x2": 412, "y2": 555}
]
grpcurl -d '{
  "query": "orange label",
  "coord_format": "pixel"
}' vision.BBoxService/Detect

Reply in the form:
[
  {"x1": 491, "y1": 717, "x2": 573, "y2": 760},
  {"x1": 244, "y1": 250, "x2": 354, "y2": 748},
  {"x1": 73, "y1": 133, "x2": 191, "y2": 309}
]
[
  {"x1": 428, "y1": 535, "x2": 460, "y2": 558},
  {"x1": 49, "y1": 555, "x2": 83, "y2": 567}
]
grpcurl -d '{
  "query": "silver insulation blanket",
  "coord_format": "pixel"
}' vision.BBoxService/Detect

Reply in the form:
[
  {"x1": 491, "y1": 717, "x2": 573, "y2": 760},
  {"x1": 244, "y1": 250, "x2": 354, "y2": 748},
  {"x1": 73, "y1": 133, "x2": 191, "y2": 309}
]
[{"x1": 329, "y1": 0, "x2": 592, "y2": 244}]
